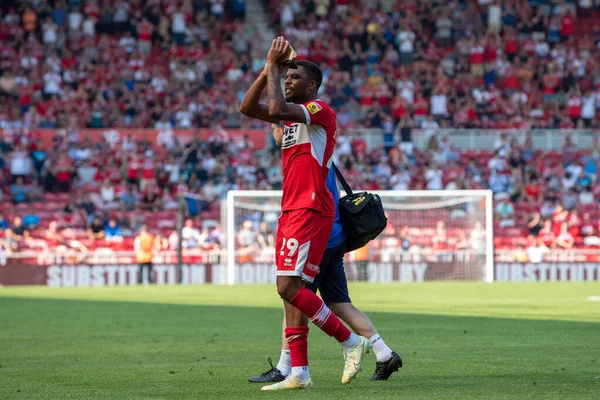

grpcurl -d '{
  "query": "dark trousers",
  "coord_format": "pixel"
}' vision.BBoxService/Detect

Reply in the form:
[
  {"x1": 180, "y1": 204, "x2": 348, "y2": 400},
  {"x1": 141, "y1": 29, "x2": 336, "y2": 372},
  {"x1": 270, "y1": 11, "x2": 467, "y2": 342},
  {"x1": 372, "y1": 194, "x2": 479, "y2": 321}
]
[{"x1": 138, "y1": 262, "x2": 153, "y2": 284}]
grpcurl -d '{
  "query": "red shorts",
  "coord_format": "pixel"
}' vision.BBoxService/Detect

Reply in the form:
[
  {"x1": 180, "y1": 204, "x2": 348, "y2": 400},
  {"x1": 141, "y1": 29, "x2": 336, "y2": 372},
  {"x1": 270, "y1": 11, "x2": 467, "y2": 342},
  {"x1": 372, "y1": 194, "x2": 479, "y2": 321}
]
[{"x1": 276, "y1": 208, "x2": 334, "y2": 283}]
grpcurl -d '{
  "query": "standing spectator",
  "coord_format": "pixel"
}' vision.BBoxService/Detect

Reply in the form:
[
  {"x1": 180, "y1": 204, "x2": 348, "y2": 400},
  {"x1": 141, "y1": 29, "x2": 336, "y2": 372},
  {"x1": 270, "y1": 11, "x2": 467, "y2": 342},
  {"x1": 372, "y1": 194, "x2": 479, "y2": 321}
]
[
  {"x1": 182, "y1": 219, "x2": 201, "y2": 248},
  {"x1": 135, "y1": 225, "x2": 155, "y2": 284},
  {"x1": 171, "y1": 7, "x2": 186, "y2": 45},
  {"x1": 136, "y1": 17, "x2": 153, "y2": 55},
  {"x1": 10, "y1": 146, "x2": 32, "y2": 181}
]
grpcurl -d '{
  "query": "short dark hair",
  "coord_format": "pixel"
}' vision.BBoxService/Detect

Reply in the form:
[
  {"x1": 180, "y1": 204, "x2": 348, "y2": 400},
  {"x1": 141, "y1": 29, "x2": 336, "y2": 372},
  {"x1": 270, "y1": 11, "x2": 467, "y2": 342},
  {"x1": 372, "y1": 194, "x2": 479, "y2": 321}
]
[{"x1": 295, "y1": 60, "x2": 323, "y2": 91}]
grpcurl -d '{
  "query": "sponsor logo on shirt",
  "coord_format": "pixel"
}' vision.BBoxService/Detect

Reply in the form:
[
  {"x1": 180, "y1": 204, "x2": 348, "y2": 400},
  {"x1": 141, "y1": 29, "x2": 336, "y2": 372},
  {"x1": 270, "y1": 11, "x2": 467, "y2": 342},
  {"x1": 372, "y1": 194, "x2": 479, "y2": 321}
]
[
  {"x1": 282, "y1": 124, "x2": 299, "y2": 148},
  {"x1": 306, "y1": 101, "x2": 322, "y2": 115}
]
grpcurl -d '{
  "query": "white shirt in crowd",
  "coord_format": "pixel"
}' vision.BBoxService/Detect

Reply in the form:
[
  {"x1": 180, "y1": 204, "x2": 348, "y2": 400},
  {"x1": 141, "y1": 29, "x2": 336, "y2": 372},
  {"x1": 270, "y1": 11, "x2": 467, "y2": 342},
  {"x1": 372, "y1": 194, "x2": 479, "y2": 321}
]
[
  {"x1": 430, "y1": 94, "x2": 447, "y2": 116},
  {"x1": 43, "y1": 72, "x2": 62, "y2": 94},
  {"x1": 527, "y1": 244, "x2": 548, "y2": 263},
  {"x1": 425, "y1": 167, "x2": 443, "y2": 190},
  {"x1": 172, "y1": 12, "x2": 186, "y2": 33},
  {"x1": 397, "y1": 30, "x2": 415, "y2": 53},
  {"x1": 68, "y1": 10, "x2": 83, "y2": 31}
]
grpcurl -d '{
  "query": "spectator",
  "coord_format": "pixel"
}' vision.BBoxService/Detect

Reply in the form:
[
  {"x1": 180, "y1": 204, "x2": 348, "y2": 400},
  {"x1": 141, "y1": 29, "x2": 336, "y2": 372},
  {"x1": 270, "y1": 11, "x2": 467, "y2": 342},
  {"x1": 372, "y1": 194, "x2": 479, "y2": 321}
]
[
  {"x1": 140, "y1": 184, "x2": 161, "y2": 211},
  {"x1": 555, "y1": 222, "x2": 575, "y2": 249},
  {"x1": 527, "y1": 212, "x2": 544, "y2": 236},
  {"x1": 11, "y1": 177, "x2": 29, "y2": 204},
  {"x1": 562, "y1": 188, "x2": 579, "y2": 211},
  {"x1": 539, "y1": 219, "x2": 556, "y2": 248},
  {"x1": 425, "y1": 162, "x2": 443, "y2": 190},
  {"x1": 256, "y1": 222, "x2": 275, "y2": 250},
  {"x1": 134, "y1": 225, "x2": 155, "y2": 284},
  {"x1": 495, "y1": 196, "x2": 516, "y2": 228},
  {"x1": 104, "y1": 219, "x2": 123, "y2": 242},
  {"x1": 527, "y1": 237, "x2": 549, "y2": 263},
  {"x1": 182, "y1": 219, "x2": 201, "y2": 248},
  {"x1": 0, "y1": 214, "x2": 8, "y2": 232},
  {"x1": 121, "y1": 185, "x2": 139, "y2": 211},
  {"x1": 87, "y1": 216, "x2": 105, "y2": 241},
  {"x1": 10, "y1": 217, "x2": 30, "y2": 243},
  {"x1": 22, "y1": 208, "x2": 40, "y2": 230},
  {"x1": 237, "y1": 220, "x2": 257, "y2": 255}
]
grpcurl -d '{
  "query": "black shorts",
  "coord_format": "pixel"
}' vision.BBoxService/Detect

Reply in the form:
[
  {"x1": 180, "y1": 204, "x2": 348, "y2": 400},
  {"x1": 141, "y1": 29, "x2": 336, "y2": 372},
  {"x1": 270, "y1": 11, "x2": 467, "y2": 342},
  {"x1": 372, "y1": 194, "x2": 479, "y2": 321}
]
[{"x1": 306, "y1": 242, "x2": 351, "y2": 305}]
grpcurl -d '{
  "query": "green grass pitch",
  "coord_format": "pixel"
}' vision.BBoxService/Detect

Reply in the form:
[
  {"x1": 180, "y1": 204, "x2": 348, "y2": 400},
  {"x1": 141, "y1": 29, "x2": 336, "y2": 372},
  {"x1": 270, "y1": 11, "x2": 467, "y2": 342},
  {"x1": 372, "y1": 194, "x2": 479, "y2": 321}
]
[{"x1": 1, "y1": 283, "x2": 600, "y2": 399}]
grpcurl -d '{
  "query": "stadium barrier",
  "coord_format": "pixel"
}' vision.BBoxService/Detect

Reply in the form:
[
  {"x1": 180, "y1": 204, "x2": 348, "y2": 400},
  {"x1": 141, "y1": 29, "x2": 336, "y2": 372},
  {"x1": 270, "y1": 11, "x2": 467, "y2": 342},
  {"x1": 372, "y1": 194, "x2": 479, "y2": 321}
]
[
  {"x1": 0, "y1": 127, "x2": 268, "y2": 149},
  {"x1": 2, "y1": 250, "x2": 600, "y2": 286}
]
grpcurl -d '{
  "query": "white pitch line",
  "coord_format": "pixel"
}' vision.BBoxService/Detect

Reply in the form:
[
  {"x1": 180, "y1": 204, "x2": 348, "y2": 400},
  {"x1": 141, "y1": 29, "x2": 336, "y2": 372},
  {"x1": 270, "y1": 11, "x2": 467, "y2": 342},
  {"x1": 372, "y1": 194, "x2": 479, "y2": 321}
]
[{"x1": 588, "y1": 296, "x2": 600, "y2": 302}]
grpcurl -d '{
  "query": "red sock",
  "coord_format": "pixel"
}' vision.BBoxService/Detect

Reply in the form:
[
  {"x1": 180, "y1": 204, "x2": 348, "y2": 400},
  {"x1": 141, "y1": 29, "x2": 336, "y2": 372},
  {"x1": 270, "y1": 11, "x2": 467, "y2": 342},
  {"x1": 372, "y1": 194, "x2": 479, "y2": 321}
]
[
  {"x1": 285, "y1": 326, "x2": 309, "y2": 367},
  {"x1": 290, "y1": 287, "x2": 352, "y2": 343}
]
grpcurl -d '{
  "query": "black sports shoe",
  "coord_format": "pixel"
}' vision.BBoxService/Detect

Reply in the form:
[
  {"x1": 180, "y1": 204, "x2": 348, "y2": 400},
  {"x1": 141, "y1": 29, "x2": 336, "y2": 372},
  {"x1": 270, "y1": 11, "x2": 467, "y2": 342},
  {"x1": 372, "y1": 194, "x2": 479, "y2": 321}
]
[
  {"x1": 371, "y1": 351, "x2": 403, "y2": 380},
  {"x1": 248, "y1": 358, "x2": 286, "y2": 383}
]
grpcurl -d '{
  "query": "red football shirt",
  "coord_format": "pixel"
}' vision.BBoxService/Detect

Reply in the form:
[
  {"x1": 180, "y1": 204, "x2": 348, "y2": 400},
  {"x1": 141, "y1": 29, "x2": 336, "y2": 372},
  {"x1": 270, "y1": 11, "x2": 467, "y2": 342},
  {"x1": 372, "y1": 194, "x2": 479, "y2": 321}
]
[{"x1": 281, "y1": 99, "x2": 336, "y2": 217}]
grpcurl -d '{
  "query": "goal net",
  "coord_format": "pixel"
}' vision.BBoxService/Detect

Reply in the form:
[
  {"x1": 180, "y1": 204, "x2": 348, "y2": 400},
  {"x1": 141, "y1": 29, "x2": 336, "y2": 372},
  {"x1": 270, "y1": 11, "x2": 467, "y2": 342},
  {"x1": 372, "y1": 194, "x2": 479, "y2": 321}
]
[{"x1": 224, "y1": 190, "x2": 493, "y2": 284}]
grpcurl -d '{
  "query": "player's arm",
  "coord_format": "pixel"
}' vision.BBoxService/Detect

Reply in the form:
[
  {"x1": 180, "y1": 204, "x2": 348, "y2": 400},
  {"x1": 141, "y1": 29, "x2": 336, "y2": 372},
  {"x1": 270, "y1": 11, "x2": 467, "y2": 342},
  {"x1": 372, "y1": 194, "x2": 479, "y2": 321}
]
[
  {"x1": 239, "y1": 69, "x2": 278, "y2": 124},
  {"x1": 266, "y1": 63, "x2": 307, "y2": 124}
]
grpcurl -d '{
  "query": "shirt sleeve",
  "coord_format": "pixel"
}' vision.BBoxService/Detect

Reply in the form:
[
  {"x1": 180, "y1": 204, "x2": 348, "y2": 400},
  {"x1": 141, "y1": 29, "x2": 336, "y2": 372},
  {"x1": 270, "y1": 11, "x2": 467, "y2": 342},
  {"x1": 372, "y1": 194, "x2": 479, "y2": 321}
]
[{"x1": 302, "y1": 100, "x2": 334, "y2": 128}]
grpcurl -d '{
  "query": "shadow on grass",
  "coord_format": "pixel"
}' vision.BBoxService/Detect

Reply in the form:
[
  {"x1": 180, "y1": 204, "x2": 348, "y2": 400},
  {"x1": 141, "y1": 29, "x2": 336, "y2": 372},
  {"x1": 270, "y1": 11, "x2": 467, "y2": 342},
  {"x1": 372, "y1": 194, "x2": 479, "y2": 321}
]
[{"x1": 0, "y1": 297, "x2": 599, "y2": 400}]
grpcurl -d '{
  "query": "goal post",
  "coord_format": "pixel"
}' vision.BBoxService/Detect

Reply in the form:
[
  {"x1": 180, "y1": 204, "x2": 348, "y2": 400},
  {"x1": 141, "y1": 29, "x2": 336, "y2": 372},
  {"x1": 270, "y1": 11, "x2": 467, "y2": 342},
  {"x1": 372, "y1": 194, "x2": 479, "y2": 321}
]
[{"x1": 225, "y1": 190, "x2": 494, "y2": 285}]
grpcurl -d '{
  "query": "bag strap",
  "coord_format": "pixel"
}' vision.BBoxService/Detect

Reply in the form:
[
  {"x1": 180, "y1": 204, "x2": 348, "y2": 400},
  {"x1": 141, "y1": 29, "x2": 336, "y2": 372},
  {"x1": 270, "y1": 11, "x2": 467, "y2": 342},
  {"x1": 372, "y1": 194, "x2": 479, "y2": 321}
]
[{"x1": 331, "y1": 162, "x2": 353, "y2": 196}]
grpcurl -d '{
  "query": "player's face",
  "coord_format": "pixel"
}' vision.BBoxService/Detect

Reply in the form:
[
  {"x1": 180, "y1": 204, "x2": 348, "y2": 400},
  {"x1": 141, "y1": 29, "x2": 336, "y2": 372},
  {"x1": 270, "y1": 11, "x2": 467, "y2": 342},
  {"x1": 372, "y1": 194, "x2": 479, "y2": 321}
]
[{"x1": 284, "y1": 67, "x2": 312, "y2": 103}]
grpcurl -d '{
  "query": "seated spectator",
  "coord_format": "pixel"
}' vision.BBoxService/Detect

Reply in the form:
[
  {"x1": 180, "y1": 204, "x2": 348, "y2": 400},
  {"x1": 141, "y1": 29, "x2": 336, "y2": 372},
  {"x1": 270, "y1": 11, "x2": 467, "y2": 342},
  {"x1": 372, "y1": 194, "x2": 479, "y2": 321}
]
[
  {"x1": 0, "y1": 214, "x2": 8, "y2": 232},
  {"x1": 580, "y1": 213, "x2": 596, "y2": 237},
  {"x1": 11, "y1": 177, "x2": 29, "y2": 204},
  {"x1": 87, "y1": 217, "x2": 105, "y2": 241},
  {"x1": 562, "y1": 188, "x2": 578, "y2": 211},
  {"x1": 524, "y1": 178, "x2": 542, "y2": 203},
  {"x1": 488, "y1": 171, "x2": 509, "y2": 194},
  {"x1": 528, "y1": 212, "x2": 544, "y2": 236},
  {"x1": 76, "y1": 160, "x2": 98, "y2": 187},
  {"x1": 555, "y1": 223, "x2": 575, "y2": 249},
  {"x1": 161, "y1": 190, "x2": 179, "y2": 211},
  {"x1": 10, "y1": 217, "x2": 30, "y2": 243},
  {"x1": 140, "y1": 184, "x2": 161, "y2": 211},
  {"x1": 527, "y1": 237, "x2": 549, "y2": 263},
  {"x1": 470, "y1": 222, "x2": 486, "y2": 251},
  {"x1": 495, "y1": 196, "x2": 516, "y2": 228},
  {"x1": 120, "y1": 185, "x2": 139, "y2": 211},
  {"x1": 22, "y1": 209, "x2": 40, "y2": 230},
  {"x1": 539, "y1": 220, "x2": 556, "y2": 248},
  {"x1": 104, "y1": 219, "x2": 123, "y2": 242},
  {"x1": 99, "y1": 180, "x2": 119, "y2": 210}
]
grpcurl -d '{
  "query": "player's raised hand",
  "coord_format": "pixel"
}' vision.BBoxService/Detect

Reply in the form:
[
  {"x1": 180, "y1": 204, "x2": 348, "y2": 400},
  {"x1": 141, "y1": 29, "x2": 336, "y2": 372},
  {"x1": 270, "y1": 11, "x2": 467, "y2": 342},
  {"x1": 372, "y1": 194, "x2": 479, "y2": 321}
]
[{"x1": 266, "y1": 36, "x2": 291, "y2": 65}]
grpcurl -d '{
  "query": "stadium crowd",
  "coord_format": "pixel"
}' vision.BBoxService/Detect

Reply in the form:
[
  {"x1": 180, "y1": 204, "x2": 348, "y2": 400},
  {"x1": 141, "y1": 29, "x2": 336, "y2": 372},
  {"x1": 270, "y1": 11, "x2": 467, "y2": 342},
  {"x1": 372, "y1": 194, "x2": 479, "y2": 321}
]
[
  {"x1": 0, "y1": 0, "x2": 599, "y2": 130},
  {"x1": 1, "y1": 0, "x2": 600, "y2": 260}
]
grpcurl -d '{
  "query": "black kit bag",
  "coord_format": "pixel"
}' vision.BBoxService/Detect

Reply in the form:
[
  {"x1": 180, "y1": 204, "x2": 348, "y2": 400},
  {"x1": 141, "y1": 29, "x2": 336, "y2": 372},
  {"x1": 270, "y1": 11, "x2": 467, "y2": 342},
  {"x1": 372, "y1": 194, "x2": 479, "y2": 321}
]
[{"x1": 331, "y1": 163, "x2": 388, "y2": 253}]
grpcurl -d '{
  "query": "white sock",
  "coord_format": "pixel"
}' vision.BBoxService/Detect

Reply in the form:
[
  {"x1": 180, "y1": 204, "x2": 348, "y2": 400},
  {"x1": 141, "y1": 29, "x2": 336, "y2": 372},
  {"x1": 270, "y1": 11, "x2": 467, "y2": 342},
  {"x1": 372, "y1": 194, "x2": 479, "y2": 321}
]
[
  {"x1": 369, "y1": 333, "x2": 393, "y2": 362},
  {"x1": 276, "y1": 350, "x2": 291, "y2": 376},
  {"x1": 290, "y1": 366, "x2": 310, "y2": 380},
  {"x1": 341, "y1": 332, "x2": 360, "y2": 349}
]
